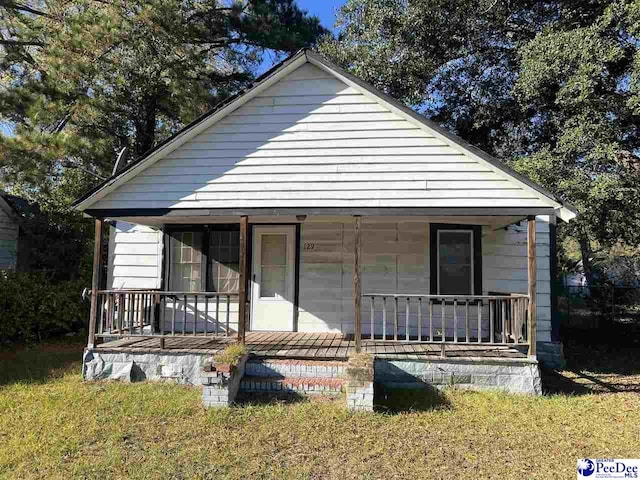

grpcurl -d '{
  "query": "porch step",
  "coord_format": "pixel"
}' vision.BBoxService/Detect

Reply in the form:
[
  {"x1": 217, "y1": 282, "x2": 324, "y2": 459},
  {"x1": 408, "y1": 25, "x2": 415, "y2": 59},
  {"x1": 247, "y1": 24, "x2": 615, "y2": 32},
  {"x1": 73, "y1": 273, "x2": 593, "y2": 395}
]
[
  {"x1": 245, "y1": 358, "x2": 346, "y2": 379},
  {"x1": 239, "y1": 375, "x2": 345, "y2": 395}
]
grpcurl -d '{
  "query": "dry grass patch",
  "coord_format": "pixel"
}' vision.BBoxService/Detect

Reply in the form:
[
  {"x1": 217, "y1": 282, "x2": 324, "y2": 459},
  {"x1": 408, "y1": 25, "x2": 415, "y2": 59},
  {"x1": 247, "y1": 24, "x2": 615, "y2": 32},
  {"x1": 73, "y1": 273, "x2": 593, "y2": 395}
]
[{"x1": 1, "y1": 341, "x2": 639, "y2": 479}]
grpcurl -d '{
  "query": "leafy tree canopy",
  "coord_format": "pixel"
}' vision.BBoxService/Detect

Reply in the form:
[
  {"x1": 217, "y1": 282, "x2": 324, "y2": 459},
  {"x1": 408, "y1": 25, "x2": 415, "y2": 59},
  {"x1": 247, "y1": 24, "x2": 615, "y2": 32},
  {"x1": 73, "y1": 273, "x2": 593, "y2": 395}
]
[
  {"x1": 0, "y1": 0, "x2": 325, "y2": 201},
  {"x1": 320, "y1": 0, "x2": 640, "y2": 284},
  {"x1": 0, "y1": 0, "x2": 324, "y2": 279}
]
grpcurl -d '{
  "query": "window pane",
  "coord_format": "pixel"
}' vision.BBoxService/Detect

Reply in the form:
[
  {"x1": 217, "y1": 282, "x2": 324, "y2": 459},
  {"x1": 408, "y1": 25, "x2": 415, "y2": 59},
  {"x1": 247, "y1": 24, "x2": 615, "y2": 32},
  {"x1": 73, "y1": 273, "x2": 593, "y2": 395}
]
[
  {"x1": 261, "y1": 265, "x2": 286, "y2": 298},
  {"x1": 217, "y1": 263, "x2": 239, "y2": 292},
  {"x1": 438, "y1": 231, "x2": 473, "y2": 295},
  {"x1": 261, "y1": 234, "x2": 287, "y2": 266},
  {"x1": 440, "y1": 265, "x2": 472, "y2": 295},
  {"x1": 209, "y1": 227, "x2": 240, "y2": 293},
  {"x1": 170, "y1": 231, "x2": 202, "y2": 292},
  {"x1": 439, "y1": 231, "x2": 472, "y2": 266}
]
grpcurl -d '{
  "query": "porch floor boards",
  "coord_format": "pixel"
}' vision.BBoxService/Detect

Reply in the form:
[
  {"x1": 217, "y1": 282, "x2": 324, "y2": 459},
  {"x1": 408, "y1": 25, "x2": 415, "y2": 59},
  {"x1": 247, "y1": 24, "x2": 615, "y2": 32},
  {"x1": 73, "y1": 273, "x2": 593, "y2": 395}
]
[{"x1": 95, "y1": 332, "x2": 527, "y2": 360}]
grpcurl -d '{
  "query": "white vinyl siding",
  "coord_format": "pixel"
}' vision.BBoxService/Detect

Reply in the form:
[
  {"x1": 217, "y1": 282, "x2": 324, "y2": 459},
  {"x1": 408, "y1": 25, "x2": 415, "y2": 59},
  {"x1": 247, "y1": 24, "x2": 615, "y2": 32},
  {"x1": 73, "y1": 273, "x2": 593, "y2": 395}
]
[
  {"x1": 299, "y1": 220, "x2": 430, "y2": 334},
  {"x1": 92, "y1": 63, "x2": 553, "y2": 210},
  {"x1": 483, "y1": 215, "x2": 552, "y2": 342},
  {"x1": 107, "y1": 221, "x2": 163, "y2": 289},
  {"x1": 299, "y1": 217, "x2": 551, "y2": 341},
  {"x1": 104, "y1": 216, "x2": 550, "y2": 340}
]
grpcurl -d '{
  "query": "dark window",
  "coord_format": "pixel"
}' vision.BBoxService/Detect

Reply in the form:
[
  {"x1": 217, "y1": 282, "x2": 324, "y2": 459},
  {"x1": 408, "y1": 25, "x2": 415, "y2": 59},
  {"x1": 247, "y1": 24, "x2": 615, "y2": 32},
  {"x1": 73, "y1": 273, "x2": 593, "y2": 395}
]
[
  {"x1": 165, "y1": 226, "x2": 240, "y2": 293},
  {"x1": 430, "y1": 224, "x2": 482, "y2": 296},
  {"x1": 438, "y1": 230, "x2": 473, "y2": 295},
  {"x1": 209, "y1": 230, "x2": 240, "y2": 293}
]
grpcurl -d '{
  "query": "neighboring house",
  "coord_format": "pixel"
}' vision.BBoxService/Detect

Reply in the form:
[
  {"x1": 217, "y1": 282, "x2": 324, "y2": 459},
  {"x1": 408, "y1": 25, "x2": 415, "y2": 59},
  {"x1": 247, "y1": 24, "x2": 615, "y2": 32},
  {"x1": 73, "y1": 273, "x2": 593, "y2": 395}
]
[
  {"x1": 74, "y1": 50, "x2": 577, "y2": 401},
  {"x1": 0, "y1": 194, "x2": 19, "y2": 270}
]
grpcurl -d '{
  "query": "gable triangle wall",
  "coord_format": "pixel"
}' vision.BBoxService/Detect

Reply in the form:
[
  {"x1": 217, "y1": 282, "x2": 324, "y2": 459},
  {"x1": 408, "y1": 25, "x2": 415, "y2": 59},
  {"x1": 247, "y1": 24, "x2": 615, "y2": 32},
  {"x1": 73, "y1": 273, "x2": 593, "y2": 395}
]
[{"x1": 92, "y1": 62, "x2": 552, "y2": 210}]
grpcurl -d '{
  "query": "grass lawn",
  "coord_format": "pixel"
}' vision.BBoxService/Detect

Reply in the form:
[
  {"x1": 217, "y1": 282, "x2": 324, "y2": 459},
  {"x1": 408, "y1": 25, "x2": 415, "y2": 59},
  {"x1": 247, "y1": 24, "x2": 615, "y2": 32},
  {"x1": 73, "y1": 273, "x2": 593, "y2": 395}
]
[{"x1": 1, "y1": 339, "x2": 639, "y2": 479}]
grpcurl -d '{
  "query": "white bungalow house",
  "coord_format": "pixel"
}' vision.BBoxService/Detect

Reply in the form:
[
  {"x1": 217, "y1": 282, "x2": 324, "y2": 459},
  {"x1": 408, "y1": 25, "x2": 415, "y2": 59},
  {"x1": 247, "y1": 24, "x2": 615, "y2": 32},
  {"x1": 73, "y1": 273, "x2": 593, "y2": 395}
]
[{"x1": 74, "y1": 50, "x2": 576, "y2": 397}]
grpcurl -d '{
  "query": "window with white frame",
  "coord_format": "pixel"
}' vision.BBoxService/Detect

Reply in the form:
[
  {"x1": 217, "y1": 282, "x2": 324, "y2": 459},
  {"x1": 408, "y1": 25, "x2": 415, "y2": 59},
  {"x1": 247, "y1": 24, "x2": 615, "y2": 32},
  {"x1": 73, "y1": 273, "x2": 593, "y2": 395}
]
[
  {"x1": 437, "y1": 230, "x2": 474, "y2": 295},
  {"x1": 169, "y1": 231, "x2": 203, "y2": 292},
  {"x1": 209, "y1": 230, "x2": 240, "y2": 293},
  {"x1": 167, "y1": 227, "x2": 240, "y2": 293}
]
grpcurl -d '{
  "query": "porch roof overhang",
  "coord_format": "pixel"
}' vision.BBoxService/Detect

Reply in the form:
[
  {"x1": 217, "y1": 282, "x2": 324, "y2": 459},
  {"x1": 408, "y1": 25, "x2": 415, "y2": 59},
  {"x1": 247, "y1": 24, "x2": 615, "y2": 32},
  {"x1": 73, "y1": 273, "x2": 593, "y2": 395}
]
[{"x1": 87, "y1": 206, "x2": 559, "y2": 230}]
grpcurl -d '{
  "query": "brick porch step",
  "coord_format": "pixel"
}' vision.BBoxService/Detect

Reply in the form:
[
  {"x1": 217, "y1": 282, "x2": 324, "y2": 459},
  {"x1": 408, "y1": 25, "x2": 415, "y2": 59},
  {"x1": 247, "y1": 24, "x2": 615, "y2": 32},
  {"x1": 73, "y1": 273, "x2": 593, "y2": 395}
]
[
  {"x1": 239, "y1": 375, "x2": 345, "y2": 395},
  {"x1": 245, "y1": 358, "x2": 346, "y2": 379}
]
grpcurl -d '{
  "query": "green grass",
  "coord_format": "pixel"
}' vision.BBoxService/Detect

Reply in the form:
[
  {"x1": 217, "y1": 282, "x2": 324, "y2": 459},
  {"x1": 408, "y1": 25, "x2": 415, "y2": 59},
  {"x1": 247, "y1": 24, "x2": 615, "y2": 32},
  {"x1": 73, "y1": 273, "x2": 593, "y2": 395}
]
[{"x1": 1, "y1": 341, "x2": 639, "y2": 479}]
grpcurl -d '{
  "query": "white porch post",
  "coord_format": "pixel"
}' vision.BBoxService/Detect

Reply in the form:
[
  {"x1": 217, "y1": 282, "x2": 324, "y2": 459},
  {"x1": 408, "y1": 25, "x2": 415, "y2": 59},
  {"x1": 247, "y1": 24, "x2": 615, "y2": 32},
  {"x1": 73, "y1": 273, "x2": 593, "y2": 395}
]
[
  {"x1": 527, "y1": 215, "x2": 537, "y2": 357},
  {"x1": 88, "y1": 218, "x2": 104, "y2": 349},
  {"x1": 354, "y1": 215, "x2": 362, "y2": 352},
  {"x1": 238, "y1": 215, "x2": 249, "y2": 345}
]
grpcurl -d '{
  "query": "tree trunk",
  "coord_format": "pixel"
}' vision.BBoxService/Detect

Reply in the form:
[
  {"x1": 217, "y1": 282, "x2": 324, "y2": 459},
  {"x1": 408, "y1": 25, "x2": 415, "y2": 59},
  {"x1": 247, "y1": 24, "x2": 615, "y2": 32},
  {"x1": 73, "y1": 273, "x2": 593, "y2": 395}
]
[
  {"x1": 577, "y1": 227, "x2": 596, "y2": 287},
  {"x1": 577, "y1": 226, "x2": 612, "y2": 334},
  {"x1": 134, "y1": 97, "x2": 158, "y2": 156}
]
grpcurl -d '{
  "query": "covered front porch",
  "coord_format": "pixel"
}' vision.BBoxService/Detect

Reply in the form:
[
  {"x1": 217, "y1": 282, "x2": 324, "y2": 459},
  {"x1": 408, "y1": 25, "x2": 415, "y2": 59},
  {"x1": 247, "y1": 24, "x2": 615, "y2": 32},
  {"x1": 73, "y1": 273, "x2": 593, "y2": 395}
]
[{"x1": 86, "y1": 212, "x2": 542, "y2": 361}]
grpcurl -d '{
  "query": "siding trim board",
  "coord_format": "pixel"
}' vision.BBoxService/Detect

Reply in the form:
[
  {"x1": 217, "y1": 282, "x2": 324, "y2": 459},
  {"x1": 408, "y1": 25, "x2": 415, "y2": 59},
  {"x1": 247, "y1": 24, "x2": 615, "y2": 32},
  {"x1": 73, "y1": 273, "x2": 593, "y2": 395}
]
[{"x1": 294, "y1": 223, "x2": 301, "y2": 332}]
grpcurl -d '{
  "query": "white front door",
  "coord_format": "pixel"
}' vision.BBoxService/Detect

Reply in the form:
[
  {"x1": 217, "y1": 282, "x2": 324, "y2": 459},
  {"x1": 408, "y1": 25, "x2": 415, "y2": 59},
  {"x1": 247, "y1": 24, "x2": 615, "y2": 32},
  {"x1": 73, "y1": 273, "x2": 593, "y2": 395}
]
[{"x1": 251, "y1": 226, "x2": 296, "y2": 331}]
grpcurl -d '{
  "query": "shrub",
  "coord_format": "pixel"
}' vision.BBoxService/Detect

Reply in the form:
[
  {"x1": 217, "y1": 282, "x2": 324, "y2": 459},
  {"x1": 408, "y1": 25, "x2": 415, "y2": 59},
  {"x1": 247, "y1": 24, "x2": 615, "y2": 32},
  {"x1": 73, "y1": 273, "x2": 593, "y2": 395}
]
[
  {"x1": 213, "y1": 344, "x2": 247, "y2": 366},
  {"x1": 0, "y1": 271, "x2": 89, "y2": 343}
]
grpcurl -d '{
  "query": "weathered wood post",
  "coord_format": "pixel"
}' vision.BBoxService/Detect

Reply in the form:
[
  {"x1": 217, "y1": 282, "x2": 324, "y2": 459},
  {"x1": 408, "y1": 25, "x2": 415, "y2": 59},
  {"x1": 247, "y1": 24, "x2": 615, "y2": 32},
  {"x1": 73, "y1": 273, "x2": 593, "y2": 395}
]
[
  {"x1": 354, "y1": 216, "x2": 362, "y2": 353},
  {"x1": 88, "y1": 218, "x2": 104, "y2": 349},
  {"x1": 238, "y1": 215, "x2": 249, "y2": 345},
  {"x1": 527, "y1": 215, "x2": 537, "y2": 357}
]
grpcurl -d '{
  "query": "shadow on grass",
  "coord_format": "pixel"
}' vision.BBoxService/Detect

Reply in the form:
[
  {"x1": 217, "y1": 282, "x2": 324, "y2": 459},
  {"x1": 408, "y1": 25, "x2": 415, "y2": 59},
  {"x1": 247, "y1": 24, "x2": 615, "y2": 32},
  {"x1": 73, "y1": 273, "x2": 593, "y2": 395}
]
[
  {"x1": 234, "y1": 390, "x2": 309, "y2": 406},
  {"x1": 374, "y1": 383, "x2": 451, "y2": 414},
  {"x1": 542, "y1": 338, "x2": 640, "y2": 395},
  {"x1": 0, "y1": 336, "x2": 85, "y2": 386}
]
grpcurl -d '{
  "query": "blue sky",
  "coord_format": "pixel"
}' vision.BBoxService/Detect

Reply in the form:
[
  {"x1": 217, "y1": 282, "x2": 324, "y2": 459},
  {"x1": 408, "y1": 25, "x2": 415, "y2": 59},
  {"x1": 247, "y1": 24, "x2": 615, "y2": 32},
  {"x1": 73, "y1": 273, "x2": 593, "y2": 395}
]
[
  {"x1": 258, "y1": 0, "x2": 345, "y2": 73},
  {"x1": 298, "y1": 0, "x2": 344, "y2": 33},
  {"x1": 0, "y1": 1, "x2": 346, "y2": 137}
]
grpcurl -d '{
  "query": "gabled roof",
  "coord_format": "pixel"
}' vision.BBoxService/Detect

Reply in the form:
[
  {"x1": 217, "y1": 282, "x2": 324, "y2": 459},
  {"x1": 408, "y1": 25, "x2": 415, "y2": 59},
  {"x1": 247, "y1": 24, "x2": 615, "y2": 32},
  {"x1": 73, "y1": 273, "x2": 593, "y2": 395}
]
[{"x1": 73, "y1": 49, "x2": 577, "y2": 221}]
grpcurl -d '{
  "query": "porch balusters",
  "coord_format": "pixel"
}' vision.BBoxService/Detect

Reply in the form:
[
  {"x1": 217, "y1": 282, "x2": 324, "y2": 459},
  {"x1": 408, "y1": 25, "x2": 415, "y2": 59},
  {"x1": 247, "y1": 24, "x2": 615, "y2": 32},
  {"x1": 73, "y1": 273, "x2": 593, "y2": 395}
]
[
  {"x1": 362, "y1": 294, "x2": 529, "y2": 346},
  {"x1": 93, "y1": 290, "x2": 240, "y2": 340}
]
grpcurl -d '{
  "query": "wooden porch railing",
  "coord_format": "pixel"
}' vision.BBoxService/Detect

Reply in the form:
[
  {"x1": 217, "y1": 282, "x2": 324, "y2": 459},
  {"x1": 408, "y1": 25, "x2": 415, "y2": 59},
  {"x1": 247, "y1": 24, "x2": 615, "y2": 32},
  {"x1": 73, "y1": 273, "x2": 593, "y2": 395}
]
[
  {"x1": 362, "y1": 294, "x2": 530, "y2": 345},
  {"x1": 95, "y1": 289, "x2": 239, "y2": 338}
]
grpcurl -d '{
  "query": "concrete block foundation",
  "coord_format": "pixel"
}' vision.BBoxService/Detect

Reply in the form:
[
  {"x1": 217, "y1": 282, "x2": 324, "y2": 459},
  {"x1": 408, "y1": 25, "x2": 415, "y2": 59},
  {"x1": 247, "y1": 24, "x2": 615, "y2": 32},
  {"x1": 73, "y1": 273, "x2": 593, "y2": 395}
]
[
  {"x1": 83, "y1": 349, "x2": 208, "y2": 384},
  {"x1": 375, "y1": 356, "x2": 542, "y2": 395},
  {"x1": 83, "y1": 348, "x2": 543, "y2": 407}
]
